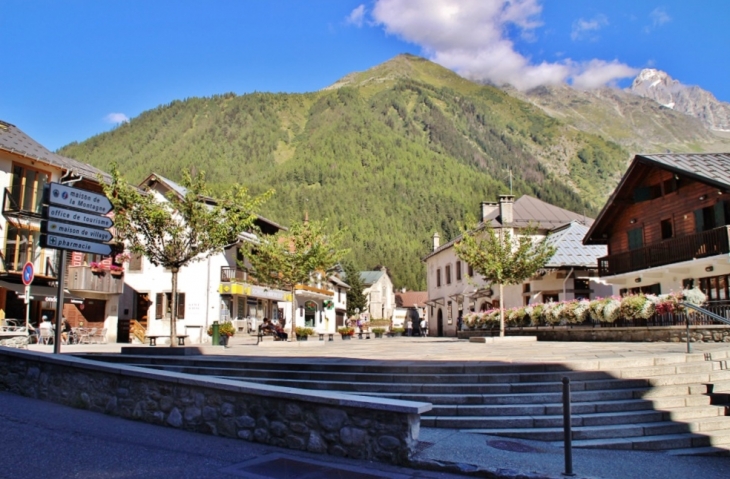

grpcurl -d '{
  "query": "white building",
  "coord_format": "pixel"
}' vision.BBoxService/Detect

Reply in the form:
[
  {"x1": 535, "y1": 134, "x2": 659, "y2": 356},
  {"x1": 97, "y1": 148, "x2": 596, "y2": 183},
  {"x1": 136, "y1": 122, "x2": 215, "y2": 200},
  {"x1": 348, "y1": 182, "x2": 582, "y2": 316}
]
[
  {"x1": 360, "y1": 266, "x2": 395, "y2": 320},
  {"x1": 424, "y1": 195, "x2": 614, "y2": 337}
]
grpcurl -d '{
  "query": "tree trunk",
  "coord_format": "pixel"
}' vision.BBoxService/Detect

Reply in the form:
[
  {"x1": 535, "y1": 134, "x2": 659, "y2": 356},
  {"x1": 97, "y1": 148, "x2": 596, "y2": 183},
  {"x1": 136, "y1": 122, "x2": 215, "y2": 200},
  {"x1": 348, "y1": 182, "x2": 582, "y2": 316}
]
[
  {"x1": 170, "y1": 267, "x2": 179, "y2": 347},
  {"x1": 499, "y1": 283, "x2": 505, "y2": 337},
  {"x1": 290, "y1": 286, "x2": 297, "y2": 342}
]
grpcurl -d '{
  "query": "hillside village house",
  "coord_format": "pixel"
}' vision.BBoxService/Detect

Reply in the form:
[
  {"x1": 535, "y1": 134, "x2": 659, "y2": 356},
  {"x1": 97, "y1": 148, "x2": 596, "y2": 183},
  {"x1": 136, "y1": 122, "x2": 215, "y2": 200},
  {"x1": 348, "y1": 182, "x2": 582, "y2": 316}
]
[
  {"x1": 583, "y1": 153, "x2": 730, "y2": 299},
  {"x1": 360, "y1": 266, "x2": 395, "y2": 321},
  {"x1": 0, "y1": 120, "x2": 122, "y2": 340},
  {"x1": 424, "y1": 195, "x2": 614, "y2": 337}
]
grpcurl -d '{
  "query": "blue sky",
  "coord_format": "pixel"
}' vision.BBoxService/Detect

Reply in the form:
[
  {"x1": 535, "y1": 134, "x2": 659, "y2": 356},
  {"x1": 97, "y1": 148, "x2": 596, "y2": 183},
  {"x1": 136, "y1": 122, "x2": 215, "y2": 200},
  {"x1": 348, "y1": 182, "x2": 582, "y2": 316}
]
[{"x1": 2, "y1": 0, "x2": 728, "y2": 151}]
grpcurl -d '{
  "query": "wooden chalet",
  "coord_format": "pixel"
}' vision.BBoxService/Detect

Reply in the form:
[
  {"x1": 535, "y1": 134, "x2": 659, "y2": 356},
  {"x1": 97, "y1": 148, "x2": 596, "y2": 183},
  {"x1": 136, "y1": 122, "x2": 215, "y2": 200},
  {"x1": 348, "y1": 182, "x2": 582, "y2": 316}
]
[{"x1": 584, "y1": 153, "x2": 730, "y2": 298}]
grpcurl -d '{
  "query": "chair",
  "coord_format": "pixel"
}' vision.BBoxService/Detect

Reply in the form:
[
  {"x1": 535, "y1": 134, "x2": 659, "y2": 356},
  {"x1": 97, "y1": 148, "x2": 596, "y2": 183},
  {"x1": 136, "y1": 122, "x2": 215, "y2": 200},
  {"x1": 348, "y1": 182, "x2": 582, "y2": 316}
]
[
  {"x1": 92, "y1": 328, "x2": 107, "y2": 344},
  {"x1": 39, "y1": 329, "x2": 54, "y2": 345},
  {"x1": 87, "y1": 328, "x2": 98, "y2": 343},
  {"x1": 77, "y1": 328, "x2": 90, "y2": 344}
]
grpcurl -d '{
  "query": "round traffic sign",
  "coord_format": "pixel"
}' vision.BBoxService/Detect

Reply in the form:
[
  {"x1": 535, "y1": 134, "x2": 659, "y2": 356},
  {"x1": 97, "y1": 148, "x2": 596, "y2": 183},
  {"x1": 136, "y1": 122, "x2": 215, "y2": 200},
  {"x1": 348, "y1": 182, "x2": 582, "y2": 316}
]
[{"x1": 22, "y1": 262, "x2": 34, "y2": 286}]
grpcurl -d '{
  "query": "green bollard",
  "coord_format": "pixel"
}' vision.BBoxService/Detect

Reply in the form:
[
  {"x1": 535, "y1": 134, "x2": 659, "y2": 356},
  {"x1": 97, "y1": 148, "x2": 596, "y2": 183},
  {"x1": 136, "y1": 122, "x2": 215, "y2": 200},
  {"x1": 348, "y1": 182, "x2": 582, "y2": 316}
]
[{"x1": 212, "y1": 321, "x2": 220, "y2": 346}]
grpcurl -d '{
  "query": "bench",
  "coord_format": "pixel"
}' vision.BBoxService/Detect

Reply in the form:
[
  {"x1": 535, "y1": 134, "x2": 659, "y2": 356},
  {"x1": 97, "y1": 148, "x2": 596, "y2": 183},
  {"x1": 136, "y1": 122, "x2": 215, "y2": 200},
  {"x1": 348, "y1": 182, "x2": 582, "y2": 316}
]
[
  {"x1": 147, "y1": 335, "x2": 188, "y2": 346},
  {"x1": 256, "y1": 325, "x2": 285, "y2": 344},
  {"x1": 318, "y1": 333, "x2": 334, "y2": 341},
  {"x1": 357, "y1": 331, "x2": 371, "y2": 339}
]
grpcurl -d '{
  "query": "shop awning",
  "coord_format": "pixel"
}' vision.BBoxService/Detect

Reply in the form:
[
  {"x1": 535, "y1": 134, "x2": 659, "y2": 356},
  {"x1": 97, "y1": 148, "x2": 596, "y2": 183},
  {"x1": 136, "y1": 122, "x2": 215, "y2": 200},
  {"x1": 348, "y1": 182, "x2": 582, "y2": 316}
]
[{"x1": 0, "y1": 281, "x2": 84, "y2": 304}]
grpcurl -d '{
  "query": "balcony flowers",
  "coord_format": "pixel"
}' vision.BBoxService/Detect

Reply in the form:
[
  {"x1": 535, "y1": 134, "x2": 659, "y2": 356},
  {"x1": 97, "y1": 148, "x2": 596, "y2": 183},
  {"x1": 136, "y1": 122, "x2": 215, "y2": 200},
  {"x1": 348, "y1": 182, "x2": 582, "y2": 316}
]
[
  {"x1": 109, "y1": 264, "x2": 124, "y2": 276},
  {"x1": 115, "y1": 253, "x2": 131, "y2": 264},
  {"x1": 89, "y1": 261, "x2": 105, "y2": 274},
  {"x1": 620, "y1": 294, "x2": 656, "y2": 320},
  {"x1": 682, "y1": 287, "x2": 707, "y2": 307}
]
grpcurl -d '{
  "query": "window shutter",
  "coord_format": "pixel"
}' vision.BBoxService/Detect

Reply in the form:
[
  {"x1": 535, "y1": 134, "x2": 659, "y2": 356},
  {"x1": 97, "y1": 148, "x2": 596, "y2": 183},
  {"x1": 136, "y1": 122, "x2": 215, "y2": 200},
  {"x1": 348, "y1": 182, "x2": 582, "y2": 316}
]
[
  {"x1": 627, "y1": 228, "x2": 643, "y2": 250},
  {"x1": 633, "y1": 187, "x2": 651, "y2": 203},
  {"x1": 129, "y1": 253, "x2": 143, "y2": 271},
  {"x1": 714, "y1": 202, "x2": 726, "y2": 228},
  {"x1": 177, "y1": 293, "x2": 185, "y2": 319},
  {"x1": 694, "y1": 208, "x2": 705, "y2": 233},
  {"x1": 155, "y1": 293, "x2": 164, "y2": 319}
]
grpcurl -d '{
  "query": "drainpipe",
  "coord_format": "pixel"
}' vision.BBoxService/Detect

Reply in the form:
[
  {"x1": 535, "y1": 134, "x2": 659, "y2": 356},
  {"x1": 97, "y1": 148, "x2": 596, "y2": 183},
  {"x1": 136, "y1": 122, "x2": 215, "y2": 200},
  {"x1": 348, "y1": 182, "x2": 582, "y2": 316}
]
[
  {"x1": 562, "y1": 268, "x2": 574, "y2": 301},
  {"x1": 205, "y1": 256, "x2": 211, "y2": 343}
]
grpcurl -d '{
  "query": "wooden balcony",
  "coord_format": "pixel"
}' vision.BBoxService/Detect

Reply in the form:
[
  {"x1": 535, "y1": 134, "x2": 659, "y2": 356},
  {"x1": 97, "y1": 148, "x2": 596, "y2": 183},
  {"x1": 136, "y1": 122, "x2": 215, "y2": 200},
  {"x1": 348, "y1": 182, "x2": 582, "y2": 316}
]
[
  {"x1": 65, "y1": 265, "x2": 125, "y2": 294},
  {"x1": 599, "y1": 226, "x2": 730, "y2": 276},
  {"x1": 221, "y1": 266, "x2": 247, "y2": 283}
]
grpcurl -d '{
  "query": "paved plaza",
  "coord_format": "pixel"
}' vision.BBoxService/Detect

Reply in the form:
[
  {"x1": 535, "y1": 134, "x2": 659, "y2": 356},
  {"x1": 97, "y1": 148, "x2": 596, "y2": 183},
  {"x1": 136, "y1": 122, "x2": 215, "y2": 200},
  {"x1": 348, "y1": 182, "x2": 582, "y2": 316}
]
[{"x1": 17, "y1": 337, "x2": 730, "y2": 478}]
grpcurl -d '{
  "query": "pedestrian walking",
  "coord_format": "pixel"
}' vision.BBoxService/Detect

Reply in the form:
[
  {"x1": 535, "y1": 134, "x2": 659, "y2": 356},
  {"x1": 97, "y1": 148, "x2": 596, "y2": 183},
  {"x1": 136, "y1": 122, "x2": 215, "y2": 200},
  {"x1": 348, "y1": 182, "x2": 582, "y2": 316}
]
[
  {"x1": 406, "y1": 318, "x2": 413, "y2": 336},
  {"x1": 420, "y1": 317, "x2": 427, "y2": 337}
]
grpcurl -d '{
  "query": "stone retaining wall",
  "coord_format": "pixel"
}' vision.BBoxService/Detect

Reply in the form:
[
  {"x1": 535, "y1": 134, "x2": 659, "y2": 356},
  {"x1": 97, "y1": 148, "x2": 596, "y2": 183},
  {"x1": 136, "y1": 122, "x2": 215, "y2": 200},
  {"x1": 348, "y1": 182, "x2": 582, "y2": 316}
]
[
  {"x1": 458, "y1": 325, "x2": 730, "y2": 342},
  {"x1": 0, "y1": 349, "x2": 429, "y2": 465}
]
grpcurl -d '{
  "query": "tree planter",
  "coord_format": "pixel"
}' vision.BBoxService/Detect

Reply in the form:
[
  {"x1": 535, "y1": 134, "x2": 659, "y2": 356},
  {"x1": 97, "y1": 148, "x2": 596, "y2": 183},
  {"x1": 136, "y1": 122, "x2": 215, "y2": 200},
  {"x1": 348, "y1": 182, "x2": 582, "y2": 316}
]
[
  {"x1": 341, "y1": 335, "x2": 352, "y2": 340},
  {"x1": 296, "y1": 335, "x2": 308, "y2": 341},
  {"x1": 374, "y1": 333, "x2": 383, "y2": 339},
  {"x1": 218, "y1": 335, "x2": 229, "y2": 346}
]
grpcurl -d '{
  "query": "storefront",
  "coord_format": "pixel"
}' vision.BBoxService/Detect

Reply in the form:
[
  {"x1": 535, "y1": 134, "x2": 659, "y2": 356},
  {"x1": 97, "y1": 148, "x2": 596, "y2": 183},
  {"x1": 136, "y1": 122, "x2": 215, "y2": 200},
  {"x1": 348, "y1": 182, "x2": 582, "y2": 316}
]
[
  {"x1": 218, "y1": 282, "x2": 289, "y2": 331},
  {"x1": 0, "y1": 280, "x2": 84, "y2": 326}
]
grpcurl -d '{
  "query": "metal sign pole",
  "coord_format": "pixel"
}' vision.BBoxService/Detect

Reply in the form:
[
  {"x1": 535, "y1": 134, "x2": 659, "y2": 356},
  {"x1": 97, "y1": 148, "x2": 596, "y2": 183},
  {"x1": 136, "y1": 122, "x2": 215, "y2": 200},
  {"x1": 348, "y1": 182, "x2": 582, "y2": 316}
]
[
  {"x1": 24, "y1": 285, "x2": 31, "y2": 328},
  {"x1": 53, "y1": 253, "x2": 66, "y2": 354}
]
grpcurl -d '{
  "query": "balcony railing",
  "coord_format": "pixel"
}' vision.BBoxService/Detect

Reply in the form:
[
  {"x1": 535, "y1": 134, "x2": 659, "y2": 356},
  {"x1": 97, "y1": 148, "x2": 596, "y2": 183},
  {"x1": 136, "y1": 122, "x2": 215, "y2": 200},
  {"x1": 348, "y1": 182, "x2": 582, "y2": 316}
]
[
  {"x1": 221, "y1": 266, "x2": 247, "y2": 282},
  {"x1": 65, "y1": 265, "x2": 125, "y2": 294},
  {"x1": 598, "y1": 226, "x2": 730, "y2": 276}
]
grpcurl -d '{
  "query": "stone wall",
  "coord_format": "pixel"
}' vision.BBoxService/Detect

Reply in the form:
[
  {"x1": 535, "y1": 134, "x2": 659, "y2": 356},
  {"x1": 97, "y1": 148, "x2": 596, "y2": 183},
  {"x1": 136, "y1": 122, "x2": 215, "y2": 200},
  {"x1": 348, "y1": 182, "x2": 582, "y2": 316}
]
[
  {"x1": 0, "y1": 349, "x2": 429, "y2": 465},
  {"x1": 458, "y1": 325, "x2": 730, "y2": 342}
]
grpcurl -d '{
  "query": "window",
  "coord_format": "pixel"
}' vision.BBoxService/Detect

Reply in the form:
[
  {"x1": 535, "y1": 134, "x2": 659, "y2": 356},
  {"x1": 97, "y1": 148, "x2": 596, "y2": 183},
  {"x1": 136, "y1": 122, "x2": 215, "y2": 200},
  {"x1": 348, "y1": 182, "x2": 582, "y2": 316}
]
[
  {"x1": 4, "y1": 224, "x2": 46, "y2": 272},
  {"x1": 627, "y1": 228, "x2": 643, "y2": 250},
  {"x1": 436, "y1": 268, "x2": 441, "y2": 287},
  {"x1": 700, "y1": 275, "x2": 729, "y2": 301},
  {"x1": 523, "y1": 283, "x2": 531, "y2": 293},
  {"x1": 663, "y1": 177, "x2": 678, "y2": 194},
  {"x1": 455, "y1": 261, "x2": 462, "y2": 281},
  {"x1": 338, "y1": 287, "x2": 341, "y2": 302},
  {"x1": 128, "y1": 253, "x2": 143, "y2": 271},
  {"x1": 633, "y1": 184, "x2": 661, "y2": 203},
  {"x1": 9, "y1": 164, "x2": 50, "y2": 214},
  {"x1": 445, "y1": 265, "x2": 452, "y2": 285},
  {"x1": 467, "y1": 264, "x2": 474, "y2": 277},
  {"x1": 155, "y1": 292, "x2": 186, "y2": 319},
  {"x1": 695, "y1": 202, "x2": 730, "y2": 232},
  {"x1": 574, "y1": 278, "x2": 590, "y2": 300},
  {"x1": 543, "y1": 293, "x2": 559, "y2": 303},
  {"x1": 660, "y1": 219, "x2": 673, "y2": 240}
]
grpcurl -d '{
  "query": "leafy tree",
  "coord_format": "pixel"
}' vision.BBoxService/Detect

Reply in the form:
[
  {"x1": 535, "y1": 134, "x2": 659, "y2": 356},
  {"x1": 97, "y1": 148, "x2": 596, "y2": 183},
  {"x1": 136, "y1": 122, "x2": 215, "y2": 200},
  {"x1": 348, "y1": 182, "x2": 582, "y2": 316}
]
[
  {"x1": 454, "y1": 223, "x2": 556, "y2": 336},
  {"x1": 342, "y1": 261, "x2": 367, "y2": 318},
  {"x1": 241, "y1": 219, "x2": 348, "y2": 341},
  {"x1": 103, "y1": 164, "x2": 272, "y2": 346}
]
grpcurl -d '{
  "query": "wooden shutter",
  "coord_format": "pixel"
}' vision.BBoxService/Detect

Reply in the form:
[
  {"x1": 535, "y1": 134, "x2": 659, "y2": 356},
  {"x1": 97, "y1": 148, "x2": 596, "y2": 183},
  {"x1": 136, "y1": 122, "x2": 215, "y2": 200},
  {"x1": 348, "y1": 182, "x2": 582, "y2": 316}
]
[
  {"x1": 714, "y1": 202, "x2": 726, "y2": 228},
  {"x1": 177, "y1": 293, "x2": 185, "y2": 319},
  {"x1": 627, "y1": 228, "x2": 643, "y2": 250},
  {"x1": 694, "y1": 208, "x2": 705, "y2": 233},
  {"x1": 155, "y1": 293, "x2": 164, "y2": 319}
]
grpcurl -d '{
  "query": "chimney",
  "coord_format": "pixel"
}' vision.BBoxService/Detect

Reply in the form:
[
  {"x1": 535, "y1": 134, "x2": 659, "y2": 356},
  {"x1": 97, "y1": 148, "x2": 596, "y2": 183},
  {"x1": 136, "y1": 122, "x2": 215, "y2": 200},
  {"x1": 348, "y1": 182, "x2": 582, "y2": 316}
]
[
  {"x1": 432, "y1": 232, "x2": 440, "y2": 251},
  {"x1": 499, "y1": 195, "x2": 515, "y2": 225},
  {"x1": 480, "y1": 201, "x2": 498, "y2": 222}
]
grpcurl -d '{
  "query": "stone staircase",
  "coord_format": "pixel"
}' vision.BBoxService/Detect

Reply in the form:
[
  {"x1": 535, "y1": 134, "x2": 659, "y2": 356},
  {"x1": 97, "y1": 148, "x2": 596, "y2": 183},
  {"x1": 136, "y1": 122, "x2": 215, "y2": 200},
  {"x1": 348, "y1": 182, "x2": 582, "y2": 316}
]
[{"x1": 84, "y1": 349, "x2": 730, "y2": 455}]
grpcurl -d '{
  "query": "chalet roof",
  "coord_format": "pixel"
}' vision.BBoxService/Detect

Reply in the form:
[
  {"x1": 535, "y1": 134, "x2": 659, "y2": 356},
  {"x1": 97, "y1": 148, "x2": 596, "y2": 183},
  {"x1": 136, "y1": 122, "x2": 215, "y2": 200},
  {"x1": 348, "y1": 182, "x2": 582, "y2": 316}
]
[
  {"x1": 143, "y1": 173, "x2": 286, "y2": 233},
  {"x1": 543, "y1": 221, "x2": 606, "y2": 267},
  {"x1": 395, "y1": 291, "x2": 428, "y2": 308},
  {"x1": 329, "y1": 275, "x2": 350, "y2": 289},
  {"x1": 360, "y1": 270, "x2": 384, "y2": 286},
  {"x1": 424, "y1": 195, "x2": 592, "y2": 260},
  {"x1": 0, "y1": 120, "x2": 110, "y2": 181},
  {"x1": 584, "y1": 153, "x2": 730, "y2": 245}
]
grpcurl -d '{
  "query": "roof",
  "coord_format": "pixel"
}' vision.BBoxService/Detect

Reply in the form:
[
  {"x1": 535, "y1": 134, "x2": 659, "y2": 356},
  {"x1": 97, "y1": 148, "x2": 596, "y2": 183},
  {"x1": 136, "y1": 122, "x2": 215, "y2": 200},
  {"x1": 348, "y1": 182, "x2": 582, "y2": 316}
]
[
  {"x1": 424, "y1": 195, "x2": 592, "y2": 260},
  {"x1": 0, "y1": 120, "x2": 111, "y2": 181},
  {"x1": 360, "y1": 270, "x2": 384, "y2": 286},
  {"x1": 143, "y1": 173, "x2": 286, "y2": 233},
  {"x1": 543, "y1": 221, "x2": 606, "y2": 267},
  {"x1": 329, "y1": 275, "x2": 350, "y2": 289},
  {"x1": 395, "y1": 291, "x2": 428, "y2": 308},
  {"x1": 584, "y1": 153, "x2": 730, "y2": 244}
]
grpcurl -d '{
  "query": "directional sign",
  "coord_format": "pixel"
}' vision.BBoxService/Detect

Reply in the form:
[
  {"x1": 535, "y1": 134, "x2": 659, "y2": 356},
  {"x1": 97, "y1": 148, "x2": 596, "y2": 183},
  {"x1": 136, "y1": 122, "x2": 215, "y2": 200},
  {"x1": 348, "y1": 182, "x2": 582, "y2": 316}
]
[
  {"x1": 22, "y1": 262, "x2": 34, "y2": 286},
  {"x1": 41, "y1": 234, "x2": 112, "y2": 256},
  {"x1": 47, "y1": 183, "x2": 113, "y2": 215},
  {"x1": 43, "y1": 220, "x2": 114, "y2": 242},
  {"x1": 44, "y1": 205, "x2": 114, "y2": 229}
]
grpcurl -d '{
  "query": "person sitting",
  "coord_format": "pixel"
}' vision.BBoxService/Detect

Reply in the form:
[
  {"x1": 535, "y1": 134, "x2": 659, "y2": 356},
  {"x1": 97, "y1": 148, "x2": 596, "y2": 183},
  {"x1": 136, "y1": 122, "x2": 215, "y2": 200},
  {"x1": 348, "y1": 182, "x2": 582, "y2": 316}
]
[
  {"x1": 61, "y1": 319, "x2": 73, "y2": 344},
  {"x1": 262, "y1": 318, "x2": 287, "y2": 340},
  {"x1": 39, "y1": 316, "x2": 54, "y2": 344},
  {"x1": 273, "y1": 320, "x2": 288, "y2": 340}
]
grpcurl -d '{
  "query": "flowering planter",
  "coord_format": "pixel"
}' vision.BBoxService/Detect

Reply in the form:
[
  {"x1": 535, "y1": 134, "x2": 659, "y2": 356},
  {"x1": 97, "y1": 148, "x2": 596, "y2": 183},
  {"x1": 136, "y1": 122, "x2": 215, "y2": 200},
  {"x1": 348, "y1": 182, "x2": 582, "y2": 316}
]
[
  {"x1": 374, "y1": 333, "x2": 383, "y2": 339},
  {"x1": 341, "y1": 334, "x2": 352, "y2": 340},
  {"x1": 218, "y1": 335, "x2": 229, "y2": 346},
  {"x1": 296, "y1": 335, "x2": 308, "y2": 341}
]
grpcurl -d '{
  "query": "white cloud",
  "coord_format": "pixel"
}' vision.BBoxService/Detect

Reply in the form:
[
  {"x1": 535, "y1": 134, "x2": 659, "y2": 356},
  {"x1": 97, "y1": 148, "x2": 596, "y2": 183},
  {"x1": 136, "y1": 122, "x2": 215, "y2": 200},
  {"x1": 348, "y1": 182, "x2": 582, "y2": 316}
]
[
  {"x1": 346, "y1": 4, "x2": 366, "y2": 27},
  {"x1": 571, "y1": 14, "x2": 608, "y2": 41},
  {"x1": 650, "y1": 7, "x2": 671, "y2": 27},
  {"x1": 371, "y1": 0, "x2": 637, "y2": 91},
  {"x1": 104, "y1": 113, "x2": 129, "y2": 124}
]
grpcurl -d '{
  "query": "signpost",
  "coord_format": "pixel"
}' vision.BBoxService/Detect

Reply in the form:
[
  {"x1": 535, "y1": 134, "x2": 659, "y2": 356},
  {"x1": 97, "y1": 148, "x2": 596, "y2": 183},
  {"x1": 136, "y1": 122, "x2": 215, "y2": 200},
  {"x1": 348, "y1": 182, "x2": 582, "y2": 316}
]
[{"x1": 39, "y1": 183, "x2": 115, "y2": 354}]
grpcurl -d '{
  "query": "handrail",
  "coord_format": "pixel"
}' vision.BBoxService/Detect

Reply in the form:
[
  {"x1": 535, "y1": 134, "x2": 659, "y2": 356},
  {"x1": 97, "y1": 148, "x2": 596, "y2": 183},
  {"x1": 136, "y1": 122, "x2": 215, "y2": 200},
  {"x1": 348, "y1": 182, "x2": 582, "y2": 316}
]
[
  {"x1": 682, "y1": 303, "x2": 730, "y2": 326},
  {"x1": 129, "y1": 319, "x2": 147, "y2": 344}
]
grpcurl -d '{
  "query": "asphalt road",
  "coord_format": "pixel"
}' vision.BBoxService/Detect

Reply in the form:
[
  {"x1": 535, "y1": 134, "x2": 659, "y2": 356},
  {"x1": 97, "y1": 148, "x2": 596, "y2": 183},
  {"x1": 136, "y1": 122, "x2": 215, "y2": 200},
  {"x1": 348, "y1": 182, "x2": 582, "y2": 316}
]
[{"x1": 0, "y1": 391, "x2": 467, "y2": 479}]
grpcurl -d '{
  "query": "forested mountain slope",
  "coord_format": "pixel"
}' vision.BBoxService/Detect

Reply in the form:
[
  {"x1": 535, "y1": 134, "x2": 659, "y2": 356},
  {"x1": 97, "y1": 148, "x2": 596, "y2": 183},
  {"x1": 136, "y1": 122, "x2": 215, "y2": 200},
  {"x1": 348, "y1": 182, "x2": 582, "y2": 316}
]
[{"x1": 60, "y1": 54, "x2": 629, "y2": 290}]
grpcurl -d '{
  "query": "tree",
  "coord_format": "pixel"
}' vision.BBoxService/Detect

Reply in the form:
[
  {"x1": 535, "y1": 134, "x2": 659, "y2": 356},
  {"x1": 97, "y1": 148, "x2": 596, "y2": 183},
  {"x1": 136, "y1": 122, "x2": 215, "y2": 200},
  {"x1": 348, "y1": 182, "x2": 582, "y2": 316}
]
[
  {"x1": 242, "y1": 219, "x2": 348, "y2": 341},
  {"x1": 454, "y1": 223, "x2": 556, "y2": 336},
  {"x1": 103, "y1": 165, "x2": 272, "y2": 346},
  {"x1": 342, "y1": 261, "x2": 367, "y2": 318}
]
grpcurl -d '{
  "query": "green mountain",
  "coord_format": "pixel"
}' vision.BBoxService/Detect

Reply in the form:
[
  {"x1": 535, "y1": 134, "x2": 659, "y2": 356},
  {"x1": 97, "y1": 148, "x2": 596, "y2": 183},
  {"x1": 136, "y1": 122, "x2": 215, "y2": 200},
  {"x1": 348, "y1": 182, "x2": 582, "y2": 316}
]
[{"x1": 59, "y1": 54, "x2": 630, "y2": 290}]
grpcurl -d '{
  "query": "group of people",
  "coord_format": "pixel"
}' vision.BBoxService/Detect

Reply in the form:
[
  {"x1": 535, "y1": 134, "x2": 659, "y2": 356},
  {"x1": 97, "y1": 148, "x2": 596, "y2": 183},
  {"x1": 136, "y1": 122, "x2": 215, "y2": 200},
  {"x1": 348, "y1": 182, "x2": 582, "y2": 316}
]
[
  {"x1": 406, "y1": 317, "x2": 428, "y2": 337},
  {"x1": 261, "y1": 317, "x2": 288, "y2": 340},
  {"x1": 27, "y1": 316, "x2": 74, "y2": 344}
]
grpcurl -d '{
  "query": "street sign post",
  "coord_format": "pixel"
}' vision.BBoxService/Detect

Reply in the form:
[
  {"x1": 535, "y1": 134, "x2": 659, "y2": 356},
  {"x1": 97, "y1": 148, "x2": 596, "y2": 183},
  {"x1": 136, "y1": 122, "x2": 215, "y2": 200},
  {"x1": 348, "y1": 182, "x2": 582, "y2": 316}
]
[
  {"x1": 44, "y1": 205, "x2": 114, "y2": 229},
  {"x1": 43, "y1": 220, "x2": 113, "y2": 242},
  {"x1": 22, "y1": 262, "x2": 33, "y2": 327},
  {"x1": 46, "y1": 183, "x2": 113, "y2": 215},
  {"x1": 41, "y1": 234, "x2": 112, "y2": 256}
]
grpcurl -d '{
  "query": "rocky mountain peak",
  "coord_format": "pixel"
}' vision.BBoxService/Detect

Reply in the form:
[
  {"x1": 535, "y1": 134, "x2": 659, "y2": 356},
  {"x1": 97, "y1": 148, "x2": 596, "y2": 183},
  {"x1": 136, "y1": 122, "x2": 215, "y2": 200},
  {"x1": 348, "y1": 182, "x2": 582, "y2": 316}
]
[{"x1": 629, "y1": 68, "x2": 730, "y2": 131}]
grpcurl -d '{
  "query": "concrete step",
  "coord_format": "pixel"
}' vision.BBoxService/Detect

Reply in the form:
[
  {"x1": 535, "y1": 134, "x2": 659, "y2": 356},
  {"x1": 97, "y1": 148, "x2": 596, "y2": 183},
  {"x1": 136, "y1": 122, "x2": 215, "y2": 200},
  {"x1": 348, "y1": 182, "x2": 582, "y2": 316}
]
[
  {"x1": 465, "y1": 421, "x2": 692, "y2": 442},
  {"x1": 423, "y1": 409, "x2": 667, "y2": 429},
  {"x1": 664, "y1": 446, "x2": 730, "y2": 456},
  {"x1": 663, "y1": 405, "x2": 728, "y2": 421}
]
